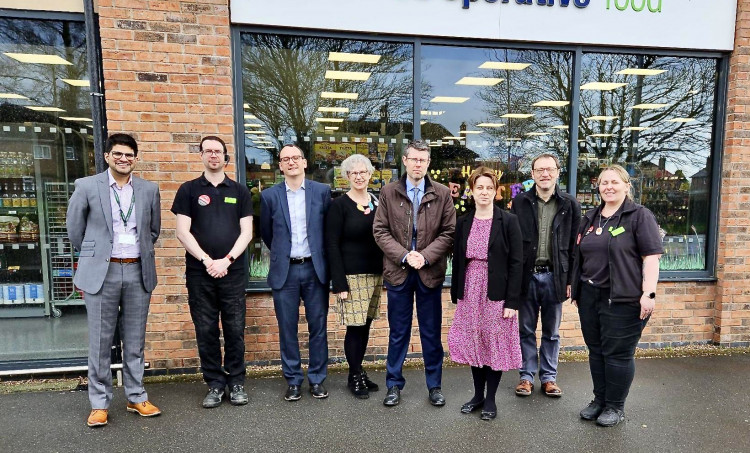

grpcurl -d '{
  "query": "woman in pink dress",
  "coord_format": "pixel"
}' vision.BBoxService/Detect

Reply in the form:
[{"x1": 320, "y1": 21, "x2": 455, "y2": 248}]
[{"x1": 448, "y1": 166, "x2": 524, "y2": 421}]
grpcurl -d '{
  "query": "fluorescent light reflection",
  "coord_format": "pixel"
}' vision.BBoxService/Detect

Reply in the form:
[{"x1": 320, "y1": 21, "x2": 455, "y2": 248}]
[
  {"x1": 328, "y1": 52, "x2": 381, "y2": 64},
  {"x1": 479, "y1": 62, "x2": 531, "y2": 70}
]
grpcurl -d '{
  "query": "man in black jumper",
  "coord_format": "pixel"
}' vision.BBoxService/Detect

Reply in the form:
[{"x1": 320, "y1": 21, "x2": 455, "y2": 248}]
[{"x1": 510, "y1": 153, "x2": 581, "y2": 397}]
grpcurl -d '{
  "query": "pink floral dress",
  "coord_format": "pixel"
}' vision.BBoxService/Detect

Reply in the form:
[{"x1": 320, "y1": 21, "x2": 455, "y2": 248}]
[{"x1": 448, "y1": 218, "x2": 522, "y2": 371}]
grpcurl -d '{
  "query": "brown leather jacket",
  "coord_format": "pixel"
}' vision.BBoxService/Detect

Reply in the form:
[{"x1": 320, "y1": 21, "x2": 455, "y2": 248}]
[{"x1": 373, "y1": 175, "x2": 456, "y2": 288}]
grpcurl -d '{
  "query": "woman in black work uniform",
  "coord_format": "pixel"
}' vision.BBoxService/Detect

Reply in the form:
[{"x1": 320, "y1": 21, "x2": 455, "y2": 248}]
[{"x1": 571, "y1": 165, "x2": 663, "y2": 427}]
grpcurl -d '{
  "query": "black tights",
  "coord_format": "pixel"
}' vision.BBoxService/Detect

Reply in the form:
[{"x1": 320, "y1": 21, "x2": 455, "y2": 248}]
[
  {"x1": 344, "y1": 318, "x2": 373, "y2": 376},
  {"x1": 468, "y1": 366, "x2": 503, "y2": 412}
]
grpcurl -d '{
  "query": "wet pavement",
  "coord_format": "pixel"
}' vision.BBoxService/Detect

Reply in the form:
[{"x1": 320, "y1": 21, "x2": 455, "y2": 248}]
[{"x1": 2, "y1": 354, "x2": 749, "y2": 452}]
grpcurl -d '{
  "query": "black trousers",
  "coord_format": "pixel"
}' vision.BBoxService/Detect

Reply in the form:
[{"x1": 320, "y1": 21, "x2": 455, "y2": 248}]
[
  {"x1": 577, "y1": 281, "x2": 649, "y2": 411},
  {"x1": 186, "y1": 269, "x2": 247, "y2": 388}
]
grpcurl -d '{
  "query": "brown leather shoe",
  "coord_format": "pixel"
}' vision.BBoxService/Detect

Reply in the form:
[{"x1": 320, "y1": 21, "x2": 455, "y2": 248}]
[
  {"x1": 87, "y1": 409, "x2": 108, "y2": 427},
  {"x1": 515, "y1": 379, "x2": 533, "y2": 396},
  {"x1": 126, "y1": 400, "x2": 162, "y2": 417},
  {"x1": 542, "y1": 381, "x2": 563, "y2": 397}
]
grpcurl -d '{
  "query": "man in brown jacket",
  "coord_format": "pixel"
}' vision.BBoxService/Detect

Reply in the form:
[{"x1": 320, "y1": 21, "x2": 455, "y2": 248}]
[{"x1": 373, "y1": 140, "x2": 456, "y2": 408}]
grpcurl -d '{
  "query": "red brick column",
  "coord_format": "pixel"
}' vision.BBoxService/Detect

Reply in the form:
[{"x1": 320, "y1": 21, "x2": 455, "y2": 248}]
[
  {"x1": 98, "y1": 0, "x2": 233, "y2": 369},
  {"x1": 714, "y1": 0, "x2": 750, "y2": 346}
]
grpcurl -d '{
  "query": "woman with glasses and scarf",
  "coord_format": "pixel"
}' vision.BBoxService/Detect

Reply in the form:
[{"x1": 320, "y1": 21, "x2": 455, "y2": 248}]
[{"x1": 325, "y1": 153, "x2": 383, "y2": 399}]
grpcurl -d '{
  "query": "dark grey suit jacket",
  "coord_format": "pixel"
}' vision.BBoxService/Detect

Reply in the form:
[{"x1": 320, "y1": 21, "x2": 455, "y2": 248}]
[{"x1": 66, "y1": 170, "x2": 161, "y2": 294}]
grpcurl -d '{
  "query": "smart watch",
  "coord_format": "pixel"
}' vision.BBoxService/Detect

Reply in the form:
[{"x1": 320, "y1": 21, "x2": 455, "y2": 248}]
[
  {"x1": 647, "y1": 292, "x2": 656, "y2": 299},
  {"x1": 226, "y1": 254, "x2": 235, "y2": 263}
]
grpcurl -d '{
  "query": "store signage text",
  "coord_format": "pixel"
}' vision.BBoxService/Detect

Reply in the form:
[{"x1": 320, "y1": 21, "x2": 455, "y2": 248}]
[
  {"x1": 460, "y1": 0, "x2": 590, "y2": 10},
  {"x1": 606, "y1": 0, "x2": 661, "y2": 13}
]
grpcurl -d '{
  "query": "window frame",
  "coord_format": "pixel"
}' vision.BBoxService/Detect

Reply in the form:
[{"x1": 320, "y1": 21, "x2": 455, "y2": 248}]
[{"x1": 232, "y1": 26, "x2": 728, "y2": 291}]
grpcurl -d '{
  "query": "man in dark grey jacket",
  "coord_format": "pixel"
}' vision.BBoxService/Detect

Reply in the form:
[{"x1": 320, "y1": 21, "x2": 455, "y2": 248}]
[{"x1": 510, "y1": 153, "x2": 580, "y2": 398}]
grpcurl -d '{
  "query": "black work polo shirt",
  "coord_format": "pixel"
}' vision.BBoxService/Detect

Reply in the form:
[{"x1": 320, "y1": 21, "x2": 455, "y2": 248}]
[{"x1": 171, "y1": 173, "x2": 253, "y2": 272}]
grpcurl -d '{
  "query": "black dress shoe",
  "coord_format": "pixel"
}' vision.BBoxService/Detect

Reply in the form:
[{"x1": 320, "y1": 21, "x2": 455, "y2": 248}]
[
  {"x1": 348, "y1": 374, "x2": 370, "y2": 399},
  {"x1": 460, "y1": 399, "x2": 484, "y2": 414},
  {"x1": 428, "y1": 387, "x2": 445, "y2": 407},
  {"x1": 310, "y1": 383, "x2": 329, "y2": 399},
  {"x1": 579, "y1": 400, "x2": 605, "y2": 421},
  {"x1": 383, "y1": 386, "x2": 400, "y2": 406},
  {"x1": 202, "y1": 387, "x2": 224, "y2": 408},
  {"x1": 596, "y1": 407, "x2": 625, "y2": 427},
  {"x1": 361, "y1": 370, "x2": 379, "y2": 392},
  {"x1": 480, "y1": 410, "x2": 497, "y2": 421},
  {"x1": 284, "y1": 385, "x2": 301, "y2": 402}
]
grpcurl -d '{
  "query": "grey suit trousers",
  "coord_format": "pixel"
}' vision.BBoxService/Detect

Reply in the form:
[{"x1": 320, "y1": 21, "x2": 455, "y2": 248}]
[{"x1": 84, "y1": 261, "x2": 151, "y2": 409}]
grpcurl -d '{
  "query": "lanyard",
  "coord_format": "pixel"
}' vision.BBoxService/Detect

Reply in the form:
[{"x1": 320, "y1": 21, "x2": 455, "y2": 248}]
[{"x1": 111, "y1": 185, "x2": 135, "y2": 228}]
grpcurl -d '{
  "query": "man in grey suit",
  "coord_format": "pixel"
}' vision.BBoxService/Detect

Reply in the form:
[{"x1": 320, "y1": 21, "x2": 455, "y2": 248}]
[
  {"x1": 260, "y1": 143, "x2": 331, "y2": 402},
  {"x1": 67, "y1": 133, "x2": 162, "y2": 428}
]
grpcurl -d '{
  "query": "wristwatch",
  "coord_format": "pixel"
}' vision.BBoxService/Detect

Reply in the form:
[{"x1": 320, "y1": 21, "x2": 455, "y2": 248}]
[
  {"x1": 646, "y1": 292, "x2": 656, "y2": 299},
  {"x1": 200, "y1": 254, "x2": 209, "y2": 264},
  {"x1": 226, "y1": 254, "x2": 235, "y2": 263}
]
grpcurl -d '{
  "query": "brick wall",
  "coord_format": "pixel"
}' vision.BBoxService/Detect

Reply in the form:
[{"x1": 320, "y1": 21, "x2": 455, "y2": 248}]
[
  {"x1": 714, "y1": 0, "x2": 750, "y2": 347},
  {"x1": 97, "y1": 1, "x2": 743, "y2": 372}
]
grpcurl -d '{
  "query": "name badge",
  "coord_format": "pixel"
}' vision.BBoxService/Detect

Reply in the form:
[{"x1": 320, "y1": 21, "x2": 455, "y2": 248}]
[
  {"x1": 609, "y1": 226, "x2": 626, "y2": 237},
  {"x1": 118, "y1": 233, "x2": 137, "y2": 245},
  {"x1": 224, "y1": 197, "x2": 237, "y2": 204}
]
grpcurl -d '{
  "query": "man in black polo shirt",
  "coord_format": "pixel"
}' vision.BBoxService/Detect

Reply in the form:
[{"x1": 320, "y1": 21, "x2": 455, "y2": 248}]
[{"x1": 172, "y1": 136, "x2": 253, "y2": 408}]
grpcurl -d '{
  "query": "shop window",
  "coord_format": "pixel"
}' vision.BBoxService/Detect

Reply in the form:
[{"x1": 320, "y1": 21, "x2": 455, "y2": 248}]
[
  {"x1": 577, "y1": 53, "x2": 717, "y2": 271},
  {"x1": 0, "y1": 16, "x2": 93, "y2": 361},
  {"x1": 421, "y1": 45, "x2": 573, "y2": 275},
  {"x1": 239, "y1": 32, "x2": 414, "y2": 283}
]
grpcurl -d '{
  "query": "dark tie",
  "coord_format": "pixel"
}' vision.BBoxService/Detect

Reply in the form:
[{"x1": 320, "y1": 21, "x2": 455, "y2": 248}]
[{"x1": 411, "y1": 187, "x2": 419, "y2": 250}]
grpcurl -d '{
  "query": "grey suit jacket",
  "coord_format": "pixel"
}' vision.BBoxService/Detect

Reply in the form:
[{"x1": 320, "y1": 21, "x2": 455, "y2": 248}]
[{"x1": 66, "y1": 170, "x2": 161, "y2": 294}]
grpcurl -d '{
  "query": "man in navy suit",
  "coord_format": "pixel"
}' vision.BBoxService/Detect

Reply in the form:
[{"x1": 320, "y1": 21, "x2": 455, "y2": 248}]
[{"x1": 260, "y1": 143, "x2": 331, "y2": 401}]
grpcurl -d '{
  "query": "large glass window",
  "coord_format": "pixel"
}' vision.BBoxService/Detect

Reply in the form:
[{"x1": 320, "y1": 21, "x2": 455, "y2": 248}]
[
  {"x1": 577, "y1": 53, "x2": 718, "y2": 271},
  {"x1": 239, "y1": 32, "x2": 413, "y2": 283},
  {"x1": 0, "y1": 15, "x2": 93, "y2": 363}
]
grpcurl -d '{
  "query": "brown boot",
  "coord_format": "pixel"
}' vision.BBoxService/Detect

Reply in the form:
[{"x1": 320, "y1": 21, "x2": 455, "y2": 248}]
[
  {"x1": 542, "y1": 381, "x2": 563, "y2": 397},
  {"x1": 126, "y1": 400, "x2": 162, "y2": 417},
  {"x1": 87, "y1": 409, "x2": 108, "y2": 427},
  {"x1": 515, "y1": 379, "x2": 534, "y2": 396}
]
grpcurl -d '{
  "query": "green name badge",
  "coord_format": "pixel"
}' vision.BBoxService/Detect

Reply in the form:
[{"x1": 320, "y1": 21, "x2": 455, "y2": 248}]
[
  {"x1": 224, "y1": 197, "x2": 237, "y2": 204},
  {"x1": 610, "y1": 226, "x2": 625, "y2": 236}
]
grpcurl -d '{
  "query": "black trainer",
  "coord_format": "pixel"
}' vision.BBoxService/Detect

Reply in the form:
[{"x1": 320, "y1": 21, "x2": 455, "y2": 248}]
[
  {"x1": 580, "y1": 400, "x2": 605, "y2": 421},
  {"x1": 596, "y1": 407, "x2": 625, "y2": 427},
  {"x1": 284, "y1": 385, "x2": 302, "y2": 402},
  {"x1": 310, "y1": 383, "x2": 329, "y2": 399},
  {"x1": 202, "y1": 387, "x2": 224, "y2": 408},
  {"x1": 229, "y1": 384, "x2": 248, "y2": 406}
]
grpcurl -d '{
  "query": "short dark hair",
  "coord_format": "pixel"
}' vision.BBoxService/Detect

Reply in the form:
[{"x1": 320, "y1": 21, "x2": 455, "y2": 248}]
[
  {"x1": 468, "y1": 166, "x2": 498, "y2": 190},
  {"x1": 105, "y1": 133, "x2": 138, "y2": 157},
  {"x1": 404, "y1": 140, "x2": 430, "y2": 159},
  {"x1": 279, "y1": 142, "x2": 305, "y2": 158},
  {"x1": 200, "y1": 136, "x2": 227, "y2": 154},
  {"x1": 531, "y1": 153, "x2": 561, "y2": 170}
]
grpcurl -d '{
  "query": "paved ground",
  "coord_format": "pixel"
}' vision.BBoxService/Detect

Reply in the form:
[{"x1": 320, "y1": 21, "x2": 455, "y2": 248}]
[{"x1": 2, "y1": 355, "x2": 749, "y2": 453}]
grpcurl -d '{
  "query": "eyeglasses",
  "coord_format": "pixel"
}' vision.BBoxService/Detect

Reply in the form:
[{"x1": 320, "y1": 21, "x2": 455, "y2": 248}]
[
  {"x1": 202, "y1": 149, "x2": 224, "y2": 156},
  {"x1": 406, "y1": 157, "x2": 429, "y2": 165},
  {"x1": 347, "y1": 170, "x2": 370, "y2": 178},
  {"x1": 109, "y1": 151, "x2": 136, "y2": 161},
  {"x1": 533, "y1": 167, "x2": 559, "y2": 175},
  {"x1": 280, "y1": 155, "x2": 304, "y2": 163}
]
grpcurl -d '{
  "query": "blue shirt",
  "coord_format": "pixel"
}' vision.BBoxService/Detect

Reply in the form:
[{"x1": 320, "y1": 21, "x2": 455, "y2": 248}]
[
  {"x1": 405, "y1": 178, "x2": 426, "y2": 208},
  {"x1": 286, "y1": 180, "x2": 311, "y2": 258}
]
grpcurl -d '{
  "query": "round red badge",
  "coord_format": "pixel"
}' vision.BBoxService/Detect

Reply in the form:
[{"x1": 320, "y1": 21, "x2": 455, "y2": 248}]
[{"x1": 198, "y1": 195, "x2": 211, "y2": 206}]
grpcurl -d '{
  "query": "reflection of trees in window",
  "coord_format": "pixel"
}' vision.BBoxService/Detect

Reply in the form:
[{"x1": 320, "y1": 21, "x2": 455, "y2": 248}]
[
  {"x1": 579, "y1": 54, "x2": 715, "y2": 170},
  {"x1": 241, "y1": 34, "x2": 413, "y2": 161},
  {"x1": 0, "y1": 19, "x2": 89, "y2": 116},
  {"x1": 474, "y1": 49, "x2": 573, "y2": 171}
]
